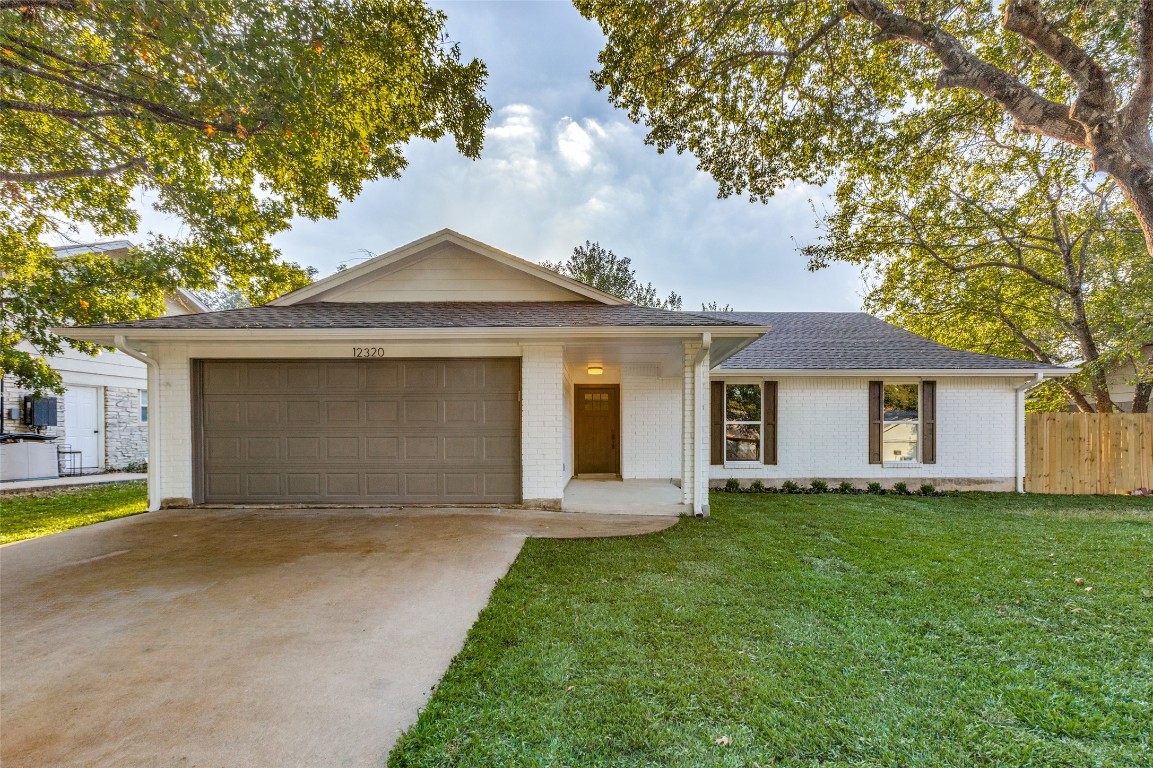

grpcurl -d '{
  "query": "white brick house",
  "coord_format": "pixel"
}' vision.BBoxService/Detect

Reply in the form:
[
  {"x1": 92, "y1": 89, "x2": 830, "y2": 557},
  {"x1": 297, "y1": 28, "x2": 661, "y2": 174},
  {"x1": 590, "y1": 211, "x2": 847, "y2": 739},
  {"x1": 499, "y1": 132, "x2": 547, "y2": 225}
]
[{"x1": 57, "y1": 230, "x2": 1069, "y2": 513}]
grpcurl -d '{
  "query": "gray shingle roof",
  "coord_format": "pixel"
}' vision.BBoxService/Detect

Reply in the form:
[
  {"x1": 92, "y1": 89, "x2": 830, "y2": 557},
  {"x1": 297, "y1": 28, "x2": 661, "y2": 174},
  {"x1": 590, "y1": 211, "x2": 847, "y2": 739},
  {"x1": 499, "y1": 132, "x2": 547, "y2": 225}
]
[
  {"x1": 78, "y1": 302, "x2": 760, "y2": 330},
  {"x1": 705, "y1": 312, "x2": 1063, "y2": 371}
]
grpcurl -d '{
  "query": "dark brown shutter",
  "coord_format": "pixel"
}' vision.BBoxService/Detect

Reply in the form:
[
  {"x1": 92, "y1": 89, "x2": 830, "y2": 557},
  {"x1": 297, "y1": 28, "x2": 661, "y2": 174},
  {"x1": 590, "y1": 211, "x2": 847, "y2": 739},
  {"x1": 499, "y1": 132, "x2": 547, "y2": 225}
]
[
  {"x1": 921, "y1": 380, "x2": 936, "y2": 464},
  {"x1": 763, "y1": 381, "x2": 778, "y2": 465},
  {"x1": 868, "y1": 381, "x2": 883, "y2": 464},
  {"x1": 710, "y1": 381, "x2": 724, "y2": 465}
]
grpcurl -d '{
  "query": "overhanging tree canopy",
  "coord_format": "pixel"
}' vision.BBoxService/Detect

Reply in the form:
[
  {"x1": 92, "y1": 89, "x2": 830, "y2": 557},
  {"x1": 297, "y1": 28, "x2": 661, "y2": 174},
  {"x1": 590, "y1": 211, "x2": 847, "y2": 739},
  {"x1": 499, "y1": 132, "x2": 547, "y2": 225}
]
[
  {"x1": 576, "y1": 0, "x2": 1153, "y2": 256},
  {"x1": 1, "y1": 0, "x2": 490, "y2": 391}
]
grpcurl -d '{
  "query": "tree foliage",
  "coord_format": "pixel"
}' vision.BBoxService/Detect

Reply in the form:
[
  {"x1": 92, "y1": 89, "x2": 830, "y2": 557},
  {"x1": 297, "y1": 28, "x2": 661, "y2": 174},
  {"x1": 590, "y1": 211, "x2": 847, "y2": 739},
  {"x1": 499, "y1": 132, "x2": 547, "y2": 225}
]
[
  {"x1": 543, "y1": 240, "x2": 683, "y2": 309},
  {"x1": 1, "y1": 0, "x2": 490, "y2": 391},
  {"x1": 576, "y1": 0, "x2": 1153, "y2": 255},
  {"x1": 805, "y1": 122, "x2": 1152, "y2": 412}
]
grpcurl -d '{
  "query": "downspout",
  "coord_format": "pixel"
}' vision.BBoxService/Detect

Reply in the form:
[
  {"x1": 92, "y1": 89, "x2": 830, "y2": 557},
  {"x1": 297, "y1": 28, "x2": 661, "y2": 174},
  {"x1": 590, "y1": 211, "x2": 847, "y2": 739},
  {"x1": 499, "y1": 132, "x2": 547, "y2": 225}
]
[
  {"x1": 693, "y1": 333, "x2": 712, "y2": 517},
  {"x1": 114, "y1": 335, "x2": 161, "y2": 511},
  {"x1": 1014, "y1": 373, "x2": 1044, "y2": 494}
]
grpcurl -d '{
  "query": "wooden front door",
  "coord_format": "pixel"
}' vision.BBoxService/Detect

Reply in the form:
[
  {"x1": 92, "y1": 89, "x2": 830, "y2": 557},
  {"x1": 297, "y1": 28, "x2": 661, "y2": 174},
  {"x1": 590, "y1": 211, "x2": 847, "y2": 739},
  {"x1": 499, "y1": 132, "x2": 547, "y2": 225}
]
[{"x1": 574, "y1": 385, "x2": 620, "y2": 476}]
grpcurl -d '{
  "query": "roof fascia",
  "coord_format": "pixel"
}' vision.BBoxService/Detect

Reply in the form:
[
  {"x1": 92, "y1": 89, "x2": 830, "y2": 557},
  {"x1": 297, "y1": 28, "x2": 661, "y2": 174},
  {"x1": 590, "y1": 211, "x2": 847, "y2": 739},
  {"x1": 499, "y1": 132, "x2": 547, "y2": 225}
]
[
  {"x1": 711, "y1": 367, "x2": 1077, "y2": 377},
  {"x1": 268, "y1": 229, "x2": 629, "y2": 307},
  {"x1": 54, "y1": 324, "x2": 769, "y2": 345}
]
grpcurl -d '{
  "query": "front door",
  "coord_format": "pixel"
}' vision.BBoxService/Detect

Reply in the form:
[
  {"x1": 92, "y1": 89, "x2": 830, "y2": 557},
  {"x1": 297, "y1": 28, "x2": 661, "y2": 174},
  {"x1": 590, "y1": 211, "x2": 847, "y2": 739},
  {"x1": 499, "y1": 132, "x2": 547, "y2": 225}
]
[{"x1": 574, "y1": 385, "x2": 620, "y2": 476}]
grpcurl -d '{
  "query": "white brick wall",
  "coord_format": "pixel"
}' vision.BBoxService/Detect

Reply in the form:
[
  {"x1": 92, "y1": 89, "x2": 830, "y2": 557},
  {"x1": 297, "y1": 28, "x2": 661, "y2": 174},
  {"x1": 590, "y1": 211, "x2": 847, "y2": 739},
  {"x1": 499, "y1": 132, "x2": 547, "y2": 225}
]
[
  {"x1": 708, "y1": 376, "x2": 1020, "y2": 488},
  {"x1": 520, "y1": 345, "x2": 566, "y2": 505},
  {"x1": 620, "y1": 364, "x2": 681, "y2": 479},
  {"x1": 155, "y1": 345, "x2": 192, "y2": 505}
]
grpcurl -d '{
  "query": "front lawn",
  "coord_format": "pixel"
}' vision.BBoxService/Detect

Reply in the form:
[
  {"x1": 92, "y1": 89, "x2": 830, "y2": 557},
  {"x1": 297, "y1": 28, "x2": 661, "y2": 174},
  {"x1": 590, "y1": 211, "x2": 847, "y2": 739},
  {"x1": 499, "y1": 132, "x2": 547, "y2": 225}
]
[
  {"x1": 391, "y1": 493, "x2": 1153, "y2": 767},
  {"x1": 0, "y1": 481, "x2": 148, "y2": 544}
]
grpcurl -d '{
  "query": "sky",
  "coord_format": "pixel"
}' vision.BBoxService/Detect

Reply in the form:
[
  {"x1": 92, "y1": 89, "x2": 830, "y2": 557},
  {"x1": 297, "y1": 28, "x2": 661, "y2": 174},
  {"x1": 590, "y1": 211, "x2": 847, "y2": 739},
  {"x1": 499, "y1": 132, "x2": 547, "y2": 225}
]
[{"x1": 102, "y1": 0, "x2": 866, "y2": 312}]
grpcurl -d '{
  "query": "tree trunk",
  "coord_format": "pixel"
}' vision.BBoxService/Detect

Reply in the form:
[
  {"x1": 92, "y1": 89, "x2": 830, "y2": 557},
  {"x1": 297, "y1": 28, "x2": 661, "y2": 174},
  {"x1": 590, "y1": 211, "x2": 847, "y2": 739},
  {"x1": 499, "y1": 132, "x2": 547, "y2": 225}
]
[
  {"x1": 1094, "y1": 139, "x2": 1153, "y2": 262},
  {"x1": 1133, "y1": 382, "x2": 1151, "y2": 413}
]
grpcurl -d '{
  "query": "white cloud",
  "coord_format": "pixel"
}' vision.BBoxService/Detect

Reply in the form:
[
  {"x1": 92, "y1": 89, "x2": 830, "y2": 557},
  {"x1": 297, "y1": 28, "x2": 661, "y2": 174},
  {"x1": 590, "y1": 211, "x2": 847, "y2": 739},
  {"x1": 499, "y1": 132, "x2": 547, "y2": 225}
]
[
  {"x1": 556, "y1": 118, "x2": 595, "y2": 170},
  {"x1": 488, "y1": 103, "x2": 539, "y2": 142}
]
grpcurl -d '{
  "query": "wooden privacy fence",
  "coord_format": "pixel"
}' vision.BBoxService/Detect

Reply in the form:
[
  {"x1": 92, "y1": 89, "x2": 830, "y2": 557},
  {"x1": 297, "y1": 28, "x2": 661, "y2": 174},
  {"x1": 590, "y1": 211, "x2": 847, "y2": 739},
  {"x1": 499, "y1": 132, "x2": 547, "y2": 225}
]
[{"x1": 1025, "y1": 413, "x2": 1153, "y2": 494}]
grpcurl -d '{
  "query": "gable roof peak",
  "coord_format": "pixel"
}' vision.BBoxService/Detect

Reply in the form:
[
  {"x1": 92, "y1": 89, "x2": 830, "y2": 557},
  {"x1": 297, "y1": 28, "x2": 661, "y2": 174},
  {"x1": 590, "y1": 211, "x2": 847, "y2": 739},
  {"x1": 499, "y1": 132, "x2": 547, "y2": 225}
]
[{"x1": 269, "y1": 230, "x2": 629, "y2": 306}]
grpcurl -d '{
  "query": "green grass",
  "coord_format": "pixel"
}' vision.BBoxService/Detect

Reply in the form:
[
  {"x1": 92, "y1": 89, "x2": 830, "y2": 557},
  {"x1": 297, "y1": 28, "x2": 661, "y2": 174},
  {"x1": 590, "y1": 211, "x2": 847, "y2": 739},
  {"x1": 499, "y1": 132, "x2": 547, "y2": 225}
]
[
  {"x1": 0, "y1": 481, "x2": 148, "y2": 544},
  {"x1": 391, "y1": 493, "x2": 1153, "y2": 767}
]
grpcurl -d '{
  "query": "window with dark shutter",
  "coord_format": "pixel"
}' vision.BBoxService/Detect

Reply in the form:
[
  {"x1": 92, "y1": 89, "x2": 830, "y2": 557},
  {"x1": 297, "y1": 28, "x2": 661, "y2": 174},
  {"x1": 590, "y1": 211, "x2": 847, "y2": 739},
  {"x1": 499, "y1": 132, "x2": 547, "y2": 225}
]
[
  {"x1": 922, "y1": 381, "x2": 937, "y2": 464},
  {"x1": 710, "y1": 381, "x2": 724, "y2": 465},
  {"x1": 868, "y1": 381, "x2": 883, "y2": 464},
  {"x1": 763, "y1": 381, "x2": 778, "y2": 465}
]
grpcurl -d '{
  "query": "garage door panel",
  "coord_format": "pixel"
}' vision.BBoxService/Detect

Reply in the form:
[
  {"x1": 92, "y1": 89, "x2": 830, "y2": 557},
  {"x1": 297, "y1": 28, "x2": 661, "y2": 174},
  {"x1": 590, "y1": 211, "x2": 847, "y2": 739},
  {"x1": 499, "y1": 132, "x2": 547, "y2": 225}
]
[
  {"x1": 403, "y1": 362, "x2": 440, "y2": 389},
  {"x1": 404, "y1": 473, "x2": 439, "y2": 496},
  {"x1": 287, "y1": 474, "x2": 320, "y2": 495},
  {"x1": 206, "y1": 473, "x2": 242, "y2": 497},
  {"x1": 287, "y1": 437, "x2": 320, "y2": 460},
  {"x1": 250, "y1": 364, "x2": 287, "y2": 390},
  {"x1": 247, "y1": 437, "x2": 281, "y2": 460},
  {"x1": 198, "y1": 359, "x2": 520, "y2": 504},
  {"x1": 287, "y1": 401, "x2": 321, "y2": 425},
  {"x1": 366, "y1": 473, "x2": 400, "y2": 496},
  {"x1": 365, "y1": 401, "x2": 399, "y2": 423}
]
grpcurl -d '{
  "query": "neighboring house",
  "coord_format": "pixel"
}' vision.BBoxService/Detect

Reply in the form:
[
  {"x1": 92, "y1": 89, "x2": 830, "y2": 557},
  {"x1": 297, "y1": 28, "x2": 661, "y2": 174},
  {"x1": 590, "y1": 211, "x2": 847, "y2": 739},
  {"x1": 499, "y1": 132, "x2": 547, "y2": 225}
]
[
  {"x1": 58, "y1": 230, "x2": 1071, "y2": 513},
  {"x1": 1, "y1": 241, "x2": 205, "y2": 478},
  {"x1": 1104, "y1": 344, "x2": 1152, "y2": 412}
]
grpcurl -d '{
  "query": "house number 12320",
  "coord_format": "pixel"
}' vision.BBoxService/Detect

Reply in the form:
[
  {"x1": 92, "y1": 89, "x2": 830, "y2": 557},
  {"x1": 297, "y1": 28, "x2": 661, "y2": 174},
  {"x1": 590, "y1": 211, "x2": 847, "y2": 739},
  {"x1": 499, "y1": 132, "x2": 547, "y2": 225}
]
[{"x1": 352, "y1": 347, "x2": 388, "y2": 358}]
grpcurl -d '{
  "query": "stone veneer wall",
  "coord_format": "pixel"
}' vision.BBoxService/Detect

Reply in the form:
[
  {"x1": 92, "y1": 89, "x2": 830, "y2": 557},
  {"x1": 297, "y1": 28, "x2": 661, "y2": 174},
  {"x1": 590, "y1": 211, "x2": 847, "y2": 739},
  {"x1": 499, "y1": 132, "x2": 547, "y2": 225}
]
[
  {"x1": 104, "y1": 386, "x2": 147, "y2": 469},
  {"x1": 1, "y1": 373, "x2": 66, "y2": 440}
]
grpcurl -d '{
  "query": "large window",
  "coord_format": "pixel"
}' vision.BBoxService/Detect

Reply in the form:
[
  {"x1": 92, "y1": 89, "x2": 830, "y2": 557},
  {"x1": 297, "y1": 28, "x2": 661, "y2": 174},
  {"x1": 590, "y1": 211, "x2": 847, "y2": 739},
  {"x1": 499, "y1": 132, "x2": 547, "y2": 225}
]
[
  {"x1": 882, "y1": 384, "x2": 918, "y2": 462},
  {"x1": 725, "y1": 383, "x2": 761, "y2": 462}
]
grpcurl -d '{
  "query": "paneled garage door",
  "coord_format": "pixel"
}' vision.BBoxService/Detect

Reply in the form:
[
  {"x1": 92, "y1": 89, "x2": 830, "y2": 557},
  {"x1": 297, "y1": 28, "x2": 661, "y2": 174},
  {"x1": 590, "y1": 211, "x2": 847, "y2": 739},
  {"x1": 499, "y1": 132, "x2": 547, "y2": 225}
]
[{"x1": 195, "y1": 359, "x2": 520, "y2": 504}]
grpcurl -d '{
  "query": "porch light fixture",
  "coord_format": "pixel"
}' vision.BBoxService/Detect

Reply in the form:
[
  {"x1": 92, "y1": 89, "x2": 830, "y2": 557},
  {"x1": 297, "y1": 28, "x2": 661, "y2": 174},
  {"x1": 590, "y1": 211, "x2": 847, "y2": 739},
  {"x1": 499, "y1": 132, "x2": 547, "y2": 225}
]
[{"x1": 587, "y1": 365, "x2": 604, "y2": 375}]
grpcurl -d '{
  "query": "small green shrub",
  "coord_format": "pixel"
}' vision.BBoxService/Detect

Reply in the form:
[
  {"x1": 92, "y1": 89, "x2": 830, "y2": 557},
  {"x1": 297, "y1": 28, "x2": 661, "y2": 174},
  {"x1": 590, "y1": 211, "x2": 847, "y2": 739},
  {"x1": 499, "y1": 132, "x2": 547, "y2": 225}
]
[
  {"x1": 724, "y1": 478, "x2": 740, "y2": 493},
  {"x1": 866, "y1": 482, "x2": 883, "y2": 494},
  {"x1": 918, "y1": 483, "x2": 937, "y2": 496},
  {"x1": 837, "y1": 481, "x2": 855, "y2": 494},
  {"x1": 781, "y1": 480, "x2": 801, "y2": 494},
  {"x1": 121, "y1": 461, "x2": 148, "y2": 473},
  {"x1": 749, "y1": 479, "x2": 765, "y2": 493},
  {"x1": 892, "y1": 482, "x2": 910, "y2": 495},
  {"x1": 810, "y1": 479, "x2": 829, "y2": 493}
]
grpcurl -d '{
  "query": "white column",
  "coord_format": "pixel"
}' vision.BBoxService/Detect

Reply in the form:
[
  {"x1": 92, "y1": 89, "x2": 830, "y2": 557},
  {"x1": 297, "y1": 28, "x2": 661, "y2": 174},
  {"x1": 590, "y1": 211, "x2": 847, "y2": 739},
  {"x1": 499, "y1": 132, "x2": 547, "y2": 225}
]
[
  {"x1": 154, "y1": 343, "x2": 194, "y2": 507},
  {"x1": 520, "y1": 344, "x2": 566, "y2": 509},
  {"x1": 693, "y1": 346, "x2": 711, "y2": 516}
]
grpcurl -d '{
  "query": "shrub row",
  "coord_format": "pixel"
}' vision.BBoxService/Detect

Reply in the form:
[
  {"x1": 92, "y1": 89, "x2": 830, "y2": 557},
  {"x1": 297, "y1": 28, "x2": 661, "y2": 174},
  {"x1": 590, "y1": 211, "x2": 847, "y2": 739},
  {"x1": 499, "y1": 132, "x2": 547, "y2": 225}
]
[{"x1": 720, "y1": 478, "x2": 951, "y2": 496}]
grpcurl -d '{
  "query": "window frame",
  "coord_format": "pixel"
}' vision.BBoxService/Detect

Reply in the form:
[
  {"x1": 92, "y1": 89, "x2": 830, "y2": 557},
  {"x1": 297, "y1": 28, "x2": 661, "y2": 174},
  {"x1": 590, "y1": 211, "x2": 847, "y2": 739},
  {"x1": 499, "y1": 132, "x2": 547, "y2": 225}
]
[
  {"x1": 140, "y1": 389, "x2": 148, "y2": 423},
  {"x1": 723, "y1": 381, "x2": 764, "y2": 465},
  {"x1": 881, "y1": 380, "x2": 921, "y2": 466}
]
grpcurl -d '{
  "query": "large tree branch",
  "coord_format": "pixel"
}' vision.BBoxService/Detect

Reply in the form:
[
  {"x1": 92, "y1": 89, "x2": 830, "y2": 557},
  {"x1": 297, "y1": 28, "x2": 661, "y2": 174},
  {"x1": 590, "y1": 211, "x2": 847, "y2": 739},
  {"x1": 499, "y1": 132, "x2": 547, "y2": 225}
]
[
  {"x1": 845, "y1": 0, "x2": 1088, "y2": 147},
  {"x1": 0, "y1": 0, "x2": 75, "y2": 9},
  {"x1": 0, "y1": 99, "x2": 134, "y2": 120},
  {"x1": 1121, "y1": 0, "x2": 1153, "y2": 130},
  {"x1": 0, "y1": 157, "x2": 146, "y2": 183},
  {"x1": 1002, "y1": 0, "x2": 1115, "y2": 118}
]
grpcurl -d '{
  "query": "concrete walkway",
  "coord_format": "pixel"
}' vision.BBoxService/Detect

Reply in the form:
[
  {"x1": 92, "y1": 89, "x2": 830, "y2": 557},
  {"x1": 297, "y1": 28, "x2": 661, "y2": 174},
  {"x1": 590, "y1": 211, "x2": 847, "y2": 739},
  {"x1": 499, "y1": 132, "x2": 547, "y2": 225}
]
[
  {"x1": 0, "y1": 507, "x2": 677, "y2": 768},
  {"x1": 0, "y1": 471, "x2": 146, "y2": 493}
]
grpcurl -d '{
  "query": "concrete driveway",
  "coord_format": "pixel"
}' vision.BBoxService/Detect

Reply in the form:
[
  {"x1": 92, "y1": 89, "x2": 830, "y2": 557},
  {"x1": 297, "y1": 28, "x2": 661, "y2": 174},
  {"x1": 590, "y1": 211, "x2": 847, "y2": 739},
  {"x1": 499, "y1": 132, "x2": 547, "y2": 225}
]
[{"x1": 0, "y1": 508, "x2": 676, "y2": 767}]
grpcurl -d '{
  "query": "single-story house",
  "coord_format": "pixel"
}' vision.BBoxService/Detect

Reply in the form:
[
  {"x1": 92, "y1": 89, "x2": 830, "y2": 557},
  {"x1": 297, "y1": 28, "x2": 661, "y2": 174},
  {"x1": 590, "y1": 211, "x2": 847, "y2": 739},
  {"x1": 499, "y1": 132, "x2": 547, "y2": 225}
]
[
  {"x1": 2, "y1": 242, "x2": 205, "y2": 480},
  {"x1": 57, "y1": 230, "x2": 1071, "y2": 514}
]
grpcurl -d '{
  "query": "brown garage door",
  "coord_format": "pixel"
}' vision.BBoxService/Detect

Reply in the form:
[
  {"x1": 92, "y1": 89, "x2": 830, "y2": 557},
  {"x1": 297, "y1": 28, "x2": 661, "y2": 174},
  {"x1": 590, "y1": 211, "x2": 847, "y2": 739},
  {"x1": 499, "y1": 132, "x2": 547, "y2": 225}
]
[{"x1": 195, "y1": 359, "x2": 520, "y2": 504}]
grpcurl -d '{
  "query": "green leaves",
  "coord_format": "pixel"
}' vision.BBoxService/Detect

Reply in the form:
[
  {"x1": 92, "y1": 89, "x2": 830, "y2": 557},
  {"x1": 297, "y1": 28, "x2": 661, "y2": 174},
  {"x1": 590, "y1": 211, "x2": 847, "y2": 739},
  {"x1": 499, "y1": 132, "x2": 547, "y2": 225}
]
[
  {"x1": 1, "y1": 0, "x2": 490, "y2": 391},
  {"x1": 543, "y1": 241, "x2": 683, "y2": 309}
]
